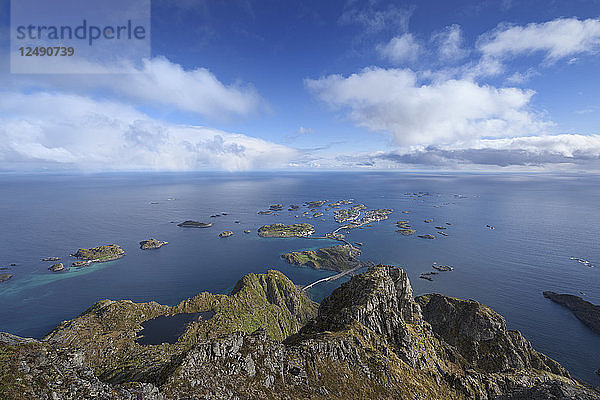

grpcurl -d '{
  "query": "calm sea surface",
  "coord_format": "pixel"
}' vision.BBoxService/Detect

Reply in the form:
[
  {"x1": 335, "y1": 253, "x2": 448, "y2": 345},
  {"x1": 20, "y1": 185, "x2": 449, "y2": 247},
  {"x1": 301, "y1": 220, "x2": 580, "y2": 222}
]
[{"x1": 0, "y1": 172, "x2": 599, "y2": 385}]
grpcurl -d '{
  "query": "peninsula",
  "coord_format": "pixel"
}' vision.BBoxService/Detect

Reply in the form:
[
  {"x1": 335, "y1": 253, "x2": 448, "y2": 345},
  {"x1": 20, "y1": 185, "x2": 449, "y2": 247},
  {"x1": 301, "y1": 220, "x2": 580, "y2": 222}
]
[{"x1": 543, "y1": 291, "x2": 600, "y2": 335}]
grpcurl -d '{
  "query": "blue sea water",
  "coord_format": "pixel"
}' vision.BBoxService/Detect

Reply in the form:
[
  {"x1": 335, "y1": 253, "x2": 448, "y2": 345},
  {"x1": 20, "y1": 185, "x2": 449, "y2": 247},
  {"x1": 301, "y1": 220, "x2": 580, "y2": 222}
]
[{"x1": 0, "y1": 171, "x2": 599, "y2": 385}]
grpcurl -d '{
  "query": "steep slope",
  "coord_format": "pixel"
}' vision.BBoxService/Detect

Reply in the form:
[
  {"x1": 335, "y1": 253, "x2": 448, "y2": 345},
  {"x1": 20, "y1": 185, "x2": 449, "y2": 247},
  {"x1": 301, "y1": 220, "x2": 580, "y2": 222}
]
[{"x1": 43, "y1": 270, "x2": 317, "y2": 384}]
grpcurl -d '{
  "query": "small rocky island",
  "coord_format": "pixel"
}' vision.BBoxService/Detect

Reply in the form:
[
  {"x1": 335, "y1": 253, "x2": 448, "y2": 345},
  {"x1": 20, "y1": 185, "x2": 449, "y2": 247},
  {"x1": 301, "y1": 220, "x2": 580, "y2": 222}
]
[
  {"x1": 41, "y1": 257, "x2": 60, "y2": 262},
  {"x1": 257, "y1": 223, "x2": 315, "y2": 238},
  {"x1": 0, "y1": 273, "x2": 12, "y2": 283},
  {"x1": 139, "y1": 239, "x2": 168, "y2": 250},
  {"x1": 281, "y1": 245, "x2": 360, "y2": 272},
  {"x1": 48, "y1": 263, "x2": 64, "y2": 272},
  {"x1": 71, "y1": 244, "x2": 125, "y2": 267},
  {"x1": 219, "y1": 231, "x2": 234, "y2": 238},
  {"x1": 543, "y1": 291, "x2": 600, "y2": 335},
  {"x1": 177, "y1": 220, "x2": 213, "y2": 228}
]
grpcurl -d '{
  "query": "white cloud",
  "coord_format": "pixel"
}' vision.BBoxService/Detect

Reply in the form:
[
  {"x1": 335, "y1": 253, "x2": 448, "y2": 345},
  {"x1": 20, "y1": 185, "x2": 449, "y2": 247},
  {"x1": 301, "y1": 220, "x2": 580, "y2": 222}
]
[
  {"x1": 377, "y1": 34, "x2": 421, "y2": 63},
  {"x1": 432, "y1": 24, "x2": 468, "y2": 61},
  {"x1": 296, "y1": 126, "x2": 314, "y2": 135},
  {"x1": 306, "y1": 67, "x2": 551, "y2": 146},
  {"x1": 0, "y1": 92, "x2": 298, "y2": 171},
  {"x1": 575, "y1": 106, "x2": 597, "y2": 115},
  {"x1": 477, "y1": 18, "x2": 600, "y2": 62},
  {"x1": 4, "y1": 57, "x2": 262, "y2": 120},
  {"x1": 339, "y1": 3, "x2": 413, "y2": 35},
  {"x1": 505, "y1": 68, "x2": 539, "y2": 84}
]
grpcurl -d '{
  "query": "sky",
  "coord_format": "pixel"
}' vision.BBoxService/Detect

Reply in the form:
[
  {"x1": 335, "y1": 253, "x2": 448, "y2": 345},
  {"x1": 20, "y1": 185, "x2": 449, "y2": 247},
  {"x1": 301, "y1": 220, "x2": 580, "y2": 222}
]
[{"x1": 1, "y1": 0, "x2": 600, "y2": 172}]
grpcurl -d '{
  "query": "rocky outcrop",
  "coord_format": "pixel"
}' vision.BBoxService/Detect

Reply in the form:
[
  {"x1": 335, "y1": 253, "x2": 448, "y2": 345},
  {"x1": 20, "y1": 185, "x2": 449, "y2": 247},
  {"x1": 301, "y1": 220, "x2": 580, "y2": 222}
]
[
  {"x1": 219, "y1": 231, "x2": 234, "y2": 238},
  {"x1": 0, "y1": 273, "x2": 12, "y2": 282},
  {"x1": 1, "y1": 266, "x2": 598, "y2": 400},
  {"x1": 0, "y1": 334, "x2": 163, "y2": 400},
  {"x1": 543, "y1": 291, "x2": 600, "y2": 334},
  {"x1": 416, "y1": 293, "x2": 569, "y2": 375}
]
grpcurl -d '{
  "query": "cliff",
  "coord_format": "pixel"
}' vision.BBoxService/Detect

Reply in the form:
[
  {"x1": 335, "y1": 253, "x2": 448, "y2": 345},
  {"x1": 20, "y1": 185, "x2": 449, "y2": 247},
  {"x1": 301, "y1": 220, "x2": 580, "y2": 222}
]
[{"x1": 1, "y1": 266, "x2": 598, "y2": 400}]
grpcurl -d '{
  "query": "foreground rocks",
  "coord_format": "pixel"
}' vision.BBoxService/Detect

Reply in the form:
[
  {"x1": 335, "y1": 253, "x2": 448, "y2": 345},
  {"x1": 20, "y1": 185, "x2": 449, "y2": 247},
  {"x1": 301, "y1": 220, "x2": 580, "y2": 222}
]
[
  {"x1": 1, "y1": 266, "x2": 598, "y2": 399},
  {"x1": 543, "y1": 291, "x2": 600, "y2": 334}
]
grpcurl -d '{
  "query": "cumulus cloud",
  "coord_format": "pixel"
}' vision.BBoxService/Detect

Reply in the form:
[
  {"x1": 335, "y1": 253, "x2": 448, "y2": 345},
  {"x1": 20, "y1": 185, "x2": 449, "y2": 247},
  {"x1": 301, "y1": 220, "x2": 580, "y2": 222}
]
[
  {"x1": 0, "y1": 92, "x2": 298, "y2": 171},
  {"x1": 477, "y1": 17, "x2": 600, "y2": 62},
  {"x1": 432, "y1": 24, "x2": 468, "y2": 61},
  {"x1": 4, "y1": 57, "x2": 262, "y2": 120},
  {"x1": 306, "y1": 67, "x2": 551, "y2": 146},
  {"x1": 377, "y1": 33, "x2": 421, "y2": 63}
]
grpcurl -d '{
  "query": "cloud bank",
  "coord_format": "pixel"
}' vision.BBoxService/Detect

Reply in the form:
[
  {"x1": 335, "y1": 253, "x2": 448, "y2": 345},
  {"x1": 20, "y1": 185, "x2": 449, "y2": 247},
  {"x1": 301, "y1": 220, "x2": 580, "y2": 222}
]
[{"x1": 0, "y1": 92, "x2": 297, "y2": 171}]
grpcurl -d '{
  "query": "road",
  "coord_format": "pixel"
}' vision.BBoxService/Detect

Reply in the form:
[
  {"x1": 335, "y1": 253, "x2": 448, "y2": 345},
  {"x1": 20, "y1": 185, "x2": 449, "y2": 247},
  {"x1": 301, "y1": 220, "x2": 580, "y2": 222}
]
[{"x1": 301, "y1": 261, "x2": 373, "y2": 293}]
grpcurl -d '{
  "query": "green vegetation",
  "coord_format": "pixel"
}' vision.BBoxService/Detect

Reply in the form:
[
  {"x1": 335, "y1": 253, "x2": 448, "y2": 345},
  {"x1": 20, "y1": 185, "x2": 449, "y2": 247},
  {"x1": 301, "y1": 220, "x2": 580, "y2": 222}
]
[
  {"x1": 72, "y1": 244, "x2": 125, "y2": 261},
  {"x1": 43, "y1": 270, "x2": 318, "y2": 383},
  {"x1": 281, "y1": 245, "x2": 360, "y2": 272},
  {"x1": 257, "y1": 223, "x2": 315, "y2": 237}
]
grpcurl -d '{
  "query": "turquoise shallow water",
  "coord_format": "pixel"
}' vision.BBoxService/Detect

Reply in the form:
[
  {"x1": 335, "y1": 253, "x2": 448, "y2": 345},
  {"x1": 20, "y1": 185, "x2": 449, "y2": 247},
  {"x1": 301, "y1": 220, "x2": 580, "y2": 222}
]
[{"x1": 0, "y1": 171, "x2": 599, "y2": 385}]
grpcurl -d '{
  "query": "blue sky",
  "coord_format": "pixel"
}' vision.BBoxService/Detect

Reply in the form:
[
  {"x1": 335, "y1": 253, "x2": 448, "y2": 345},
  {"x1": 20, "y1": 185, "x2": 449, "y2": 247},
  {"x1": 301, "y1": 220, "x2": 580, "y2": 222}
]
[{"x1": 1, "y1": 0, "x2": 600, "y2": 171}]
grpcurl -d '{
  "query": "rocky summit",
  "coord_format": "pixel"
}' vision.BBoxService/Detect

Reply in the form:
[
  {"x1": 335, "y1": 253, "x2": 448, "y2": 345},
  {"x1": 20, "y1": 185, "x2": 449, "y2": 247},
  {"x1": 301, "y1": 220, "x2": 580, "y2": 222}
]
[{"x1": 1, "y1": 266, "x2": 598, "y2": 399}]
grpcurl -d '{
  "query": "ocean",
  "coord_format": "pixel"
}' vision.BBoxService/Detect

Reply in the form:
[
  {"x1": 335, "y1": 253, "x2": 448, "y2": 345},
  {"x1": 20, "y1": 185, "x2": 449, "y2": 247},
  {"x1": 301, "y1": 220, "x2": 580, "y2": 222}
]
[{"x1": 0, "y1": 171, "x2": 599, "y2": 385}]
